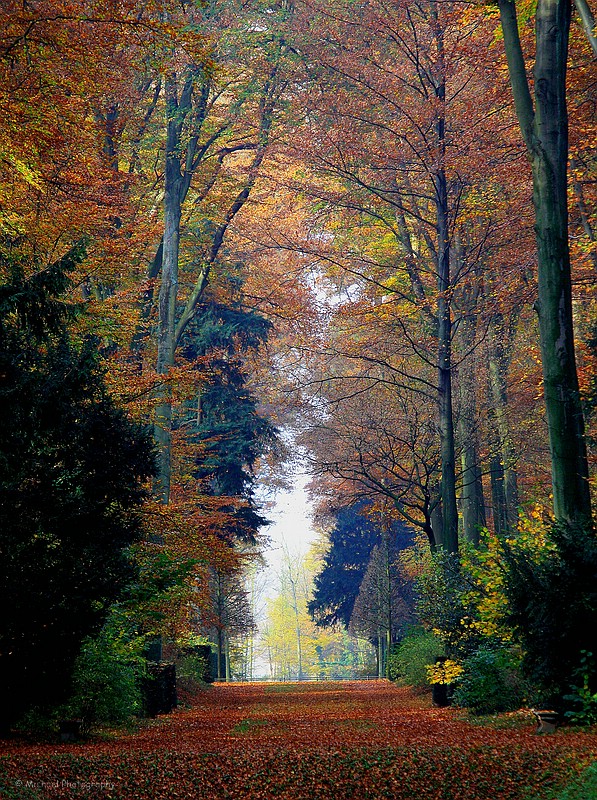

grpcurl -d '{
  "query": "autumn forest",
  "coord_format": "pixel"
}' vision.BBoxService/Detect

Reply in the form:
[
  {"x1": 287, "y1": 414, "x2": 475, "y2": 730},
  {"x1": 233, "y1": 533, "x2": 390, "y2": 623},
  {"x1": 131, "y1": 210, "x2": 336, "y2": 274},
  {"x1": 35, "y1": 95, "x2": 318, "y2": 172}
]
[{"x1": 1, "y1": 0, "x2": 597, "y2": 797}]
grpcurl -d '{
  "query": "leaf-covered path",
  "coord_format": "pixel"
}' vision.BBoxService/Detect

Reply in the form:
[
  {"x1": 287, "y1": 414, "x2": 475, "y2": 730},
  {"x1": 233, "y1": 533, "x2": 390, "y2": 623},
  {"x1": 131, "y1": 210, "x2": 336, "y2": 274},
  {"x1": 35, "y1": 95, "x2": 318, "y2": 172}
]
[{"x1": 2, "y1": 681, "x2": 597, "y2": 799}]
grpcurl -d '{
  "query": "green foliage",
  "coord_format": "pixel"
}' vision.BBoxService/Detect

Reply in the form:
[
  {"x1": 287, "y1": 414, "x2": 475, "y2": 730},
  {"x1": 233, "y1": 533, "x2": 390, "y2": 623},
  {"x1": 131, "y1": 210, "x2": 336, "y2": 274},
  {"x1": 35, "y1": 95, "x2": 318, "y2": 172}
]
[
  {"x1": 176, "y1": 645, "x2": 213, "y2": 691},
  {"x1": 415, "y1": 551, "x2": 481, "y2": 659},
  {"x1": 389, "y1": 628, "x2": 443, "y2": 688},
  {"x1": 0, "y1": 245, "x2": 155, "y2": 729},
  {"x1": 0, "y1": 238, "x2": 84, "y2": 340},
  {"x1": 501, "y1": 523, "x2": 597, "y2": 709},
  {"x1": 564, "y1": 652, "x2": 597, "y2": 726},
  {"x1": 59, "y1": 613, "x2": 145, "y2": 732},
  {"x1": 452, "y1": 644, "x2": 528, "y2": 715},
  {"x1": 181, "y1": 299, "x2": 278, "y2": 541}
]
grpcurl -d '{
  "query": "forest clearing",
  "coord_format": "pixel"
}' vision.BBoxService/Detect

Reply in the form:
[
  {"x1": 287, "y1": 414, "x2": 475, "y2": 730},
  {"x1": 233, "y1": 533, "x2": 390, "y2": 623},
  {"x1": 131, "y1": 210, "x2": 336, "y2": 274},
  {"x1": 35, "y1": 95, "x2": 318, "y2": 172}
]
[{"x1": 2, "y1": 680, "x2": 597, "y2": 800}]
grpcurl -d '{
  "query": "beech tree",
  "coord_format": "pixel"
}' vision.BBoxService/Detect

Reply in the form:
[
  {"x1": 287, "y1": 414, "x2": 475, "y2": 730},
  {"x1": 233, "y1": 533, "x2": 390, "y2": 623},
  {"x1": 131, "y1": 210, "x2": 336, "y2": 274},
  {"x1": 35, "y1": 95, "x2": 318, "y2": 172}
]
[
  {"x1": 283, "y1": 0, "x2": 537, "y2": 551},
  {"x1": 497, "y1": 0, "x2": 593, "y2": 526},
  {"x1": 151, "y1": 0, "x2": 292, "y2": 503}
]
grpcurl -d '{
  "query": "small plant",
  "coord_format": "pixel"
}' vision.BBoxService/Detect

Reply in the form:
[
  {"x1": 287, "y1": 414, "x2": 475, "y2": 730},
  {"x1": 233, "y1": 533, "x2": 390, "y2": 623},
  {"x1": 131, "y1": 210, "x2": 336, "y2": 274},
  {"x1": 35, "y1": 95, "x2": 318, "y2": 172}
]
[{"x1": 563, "y1": 651, "x2": 597, "y2": 726}]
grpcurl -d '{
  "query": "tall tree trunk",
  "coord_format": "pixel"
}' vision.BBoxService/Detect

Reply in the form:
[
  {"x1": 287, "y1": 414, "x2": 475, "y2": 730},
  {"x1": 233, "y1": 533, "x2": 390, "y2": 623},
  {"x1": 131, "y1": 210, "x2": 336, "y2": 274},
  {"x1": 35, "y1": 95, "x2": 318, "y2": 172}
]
[
  {"x1": 490, "y1": 456, "x2": 509, "y2": 538},
  {"x1": 499, "y1": 0, "x2": 592, "y2": 526},
  {"x1": 574, "y1": 0, "x2": 597, "y2": 55},
  {"x1": 433, "y1": 3, "x2": 459, "y2": 553},
  {"x1": 154, "y1": 70, "x2": 185, "y2": 504},
  {"x1": 487, "y1": 314, "x2": 519, "y2": 534},
  {"x1": 457, "y1": 310, "x2": 487, "y2": 546},
  {"x1": 459, "y1": 421, "x2": 486, "y2": 546}
]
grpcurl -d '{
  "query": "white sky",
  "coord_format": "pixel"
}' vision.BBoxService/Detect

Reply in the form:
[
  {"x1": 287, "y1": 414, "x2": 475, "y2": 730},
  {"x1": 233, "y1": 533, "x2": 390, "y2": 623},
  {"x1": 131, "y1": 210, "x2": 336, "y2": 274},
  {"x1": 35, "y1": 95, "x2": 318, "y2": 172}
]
[{"x1": 260, "y1": 466, "x2": 316, "y2": 599}]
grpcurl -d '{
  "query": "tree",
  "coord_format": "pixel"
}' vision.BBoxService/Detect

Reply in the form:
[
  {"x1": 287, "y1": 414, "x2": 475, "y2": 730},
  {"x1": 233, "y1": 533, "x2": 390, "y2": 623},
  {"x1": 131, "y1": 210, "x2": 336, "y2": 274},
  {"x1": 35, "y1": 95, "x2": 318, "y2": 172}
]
[
  {"x1": 150, "y1": 0, "x2": 291, "y2": 503},
  {"x1": 0, "y1": 242, "x2": 154, "y2": 730},
  {"x1": 348, "y1": 517, "x2": 416, "y2": 677},
  {"x1": 308, "y1": 504, "x2": 380, "y2": 629},
  {"x1": 284, "y1": 0, "x2": 539, "y2": 551},
  {"x1": 180, "y1": 297, "x2": 278, "y2": 541},
  {"x1": 497, "y1": 0, "x2": 593, "y2": 526},
  {"x1": 206, "y1": 564, "x2": 256, "y2": 681}
]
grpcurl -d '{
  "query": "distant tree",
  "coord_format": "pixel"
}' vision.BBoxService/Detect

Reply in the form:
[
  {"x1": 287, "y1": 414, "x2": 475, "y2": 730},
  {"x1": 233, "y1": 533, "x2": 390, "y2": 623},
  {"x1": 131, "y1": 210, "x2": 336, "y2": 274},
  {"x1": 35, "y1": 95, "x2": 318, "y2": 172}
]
[
  {"x1": 349, "y1": 525, "x2": 417, "y2": 677},
  {"x1": 308, "y1": 505, "x2": 379, "y2": 629},
  {"x1": 0, "y1": 242, "x2": 154, "y2": 731},
  {"x1": 206, "y1": 565, "x2": 256, "y2": 681},
  {"x1": 309, "y1": 504, "x2": 415, "y2": 632}
]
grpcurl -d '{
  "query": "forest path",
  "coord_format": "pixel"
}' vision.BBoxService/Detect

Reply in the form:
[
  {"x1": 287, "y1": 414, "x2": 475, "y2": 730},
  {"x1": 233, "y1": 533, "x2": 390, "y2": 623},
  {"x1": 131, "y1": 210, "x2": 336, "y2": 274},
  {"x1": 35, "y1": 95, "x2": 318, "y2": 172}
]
[{"x1": 2, "y1": 681, "x2": 597, "y2": 799}]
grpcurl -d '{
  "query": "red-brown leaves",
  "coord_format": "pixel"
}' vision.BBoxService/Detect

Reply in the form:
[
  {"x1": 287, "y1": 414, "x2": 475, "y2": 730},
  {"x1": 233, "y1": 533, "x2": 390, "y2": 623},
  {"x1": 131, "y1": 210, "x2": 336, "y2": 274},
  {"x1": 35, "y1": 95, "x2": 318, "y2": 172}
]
[{"x1": 2, "y1": 682, "x2": 596, "y2": 799}]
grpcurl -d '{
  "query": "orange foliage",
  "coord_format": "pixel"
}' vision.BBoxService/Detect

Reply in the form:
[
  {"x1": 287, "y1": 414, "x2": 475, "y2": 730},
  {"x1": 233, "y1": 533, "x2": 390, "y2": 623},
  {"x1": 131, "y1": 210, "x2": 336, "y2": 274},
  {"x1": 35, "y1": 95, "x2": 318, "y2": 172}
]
[{"x1": 2, "y1": 682, "x2": 596, "y2": 799}]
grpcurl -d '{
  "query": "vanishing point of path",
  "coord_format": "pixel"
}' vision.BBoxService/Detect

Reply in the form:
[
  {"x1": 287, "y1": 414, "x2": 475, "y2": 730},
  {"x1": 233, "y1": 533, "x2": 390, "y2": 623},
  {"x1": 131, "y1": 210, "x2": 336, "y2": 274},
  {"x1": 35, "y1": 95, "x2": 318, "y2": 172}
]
[{"x1": 2, "y1": 681, "x2": 597, "y2": 799}]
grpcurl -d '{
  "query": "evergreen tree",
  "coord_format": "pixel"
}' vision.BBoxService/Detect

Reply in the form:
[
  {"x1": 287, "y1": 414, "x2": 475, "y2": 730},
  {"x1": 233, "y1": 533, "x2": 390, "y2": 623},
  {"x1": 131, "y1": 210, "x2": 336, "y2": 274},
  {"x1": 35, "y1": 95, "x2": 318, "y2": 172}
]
[
  {"x1": 308, "y1": 504, "x2": 381, "y2": 629},
  {"x1": 180, "y1": 298, "x2": 278, "y2": 541},
  {"x1": 310, "y1": 504, "x2": 416, "y2": 633},
  {"x1": 0, "y1": 241, "x2": 154, "y2": 730}
]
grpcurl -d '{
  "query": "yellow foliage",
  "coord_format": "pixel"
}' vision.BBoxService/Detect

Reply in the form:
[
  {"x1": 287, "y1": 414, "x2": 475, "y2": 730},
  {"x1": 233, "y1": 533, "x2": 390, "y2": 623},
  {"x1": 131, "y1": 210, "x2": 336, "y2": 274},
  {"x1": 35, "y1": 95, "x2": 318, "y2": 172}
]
[
  {"x1": 426, "y1": 659, "x2": 464, "y2": 685},
  {"x1": 460, "y1": 506, "x2": 555, "y2": 641}
]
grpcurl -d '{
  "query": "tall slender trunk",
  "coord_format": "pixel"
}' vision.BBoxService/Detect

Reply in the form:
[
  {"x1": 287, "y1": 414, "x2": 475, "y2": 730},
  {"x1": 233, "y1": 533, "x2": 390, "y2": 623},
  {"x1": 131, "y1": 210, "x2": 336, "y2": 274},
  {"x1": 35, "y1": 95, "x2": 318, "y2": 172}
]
[
  {"x1": 433, "y1": 3, "x2": 458, "y2": 552},
  {"x1": 459, "y1": 422, "x2": 486, "y2": 546},
  {"x1": 225, "y1": 634, "x2": 231, "y2": 682},
  {"x1": 574, "y1": 0, "x2": 597, "y2": 55},
  {"x1": 490, "y1": 456, "x2": 508, "y2": 538},
  {"x1": 382, "y1": 519, "x2": 392, "y2": 674},
  {"x1": 154, "y1": 70, "x2": 187, "y2": 503},
  {"x1": 487, "y1": 314, "x2": 519, "y2": 534},
  {"x1": 499, "y1": 0, "x2": 592, "y2": 526},
  {"x1": 458, "y1": 310, "x2": 487, "y2": 546},
  {"x1": 286, "y1": 565, "x2": 303, "y2": 680}
]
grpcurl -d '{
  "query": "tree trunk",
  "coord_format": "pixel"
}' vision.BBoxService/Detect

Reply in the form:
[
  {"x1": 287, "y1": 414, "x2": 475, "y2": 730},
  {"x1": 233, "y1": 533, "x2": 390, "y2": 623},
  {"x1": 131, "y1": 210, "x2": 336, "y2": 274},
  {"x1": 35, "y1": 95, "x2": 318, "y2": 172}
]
[
  {"x1": 433, "y1": 2, "x2": 459, "y2": 553},
  {"x1": 487, "y1": 315, "x2": 519, "y2": 534},
  {"x1": 490, "y1": 456, "x2": 509, "y2": 538},
  {"x1": 154, "y1": 70, "x2": 187, "y2": 504},
  {"x1": 458, "y1": 313, "x2": 487, "y2": 546},
  {"x1": 460, "y1": 432, "x2": 486, "y2": 547},
  {"x1": 499, "y1": 0, "x2": 592, "y2": 527},
  {"x1": 574, "y1": 0, "x2": 597, "y2": 55}
]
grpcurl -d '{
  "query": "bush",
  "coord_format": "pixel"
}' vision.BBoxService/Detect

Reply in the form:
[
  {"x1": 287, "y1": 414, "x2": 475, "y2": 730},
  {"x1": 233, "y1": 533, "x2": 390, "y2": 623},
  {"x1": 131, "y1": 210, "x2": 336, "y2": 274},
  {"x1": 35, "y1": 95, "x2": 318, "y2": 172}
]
[
  {"x1": 502, "y1": 522, "x2": 597, "y2": 710},
  {"x1": 176, "y1": 646, "x2": 213, "y2": 693},
  {"x1": 563, "y1": 651, "x2": 597, "y2": 725},
  {"x1": 59, "y1": 616, "x2": 145, "y2": 732},
  {"x1": 415, "y1": 550, "x2": 481, "y2": 659},
  {"x1": 452, "y1": 644, "x2": 528, "y2": 715},
  {"x1": 389, "y1": 628, "x2": 444, "y2": 688}
]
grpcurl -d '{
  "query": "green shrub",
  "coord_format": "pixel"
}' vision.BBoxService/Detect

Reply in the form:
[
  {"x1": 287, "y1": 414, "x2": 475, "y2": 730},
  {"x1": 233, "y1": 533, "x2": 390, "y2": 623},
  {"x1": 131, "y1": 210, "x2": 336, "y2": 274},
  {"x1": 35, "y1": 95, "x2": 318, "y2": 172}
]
[
  {"x1": 502, "y1": 522, "x2": 597, "y2": 709},
  {"x1": 564, "y1": 651, "x2": 597, "y2": 725},
  {"x1": 176, "y1": 649, "x2": 212, "y2": 691},
  {"x1": 452, "y1": 644, "x2": 528, "y2": 715},
  {"x1": 59, "y1": 615, "x2": 145, "y2": 732},
  {"x1": 415, "y1": 550, "x2": 482, "y2": 659},
  {"x1": 389, "y1": 628, "x2": 444, "y2": 688}
]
